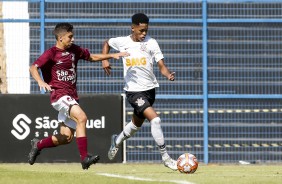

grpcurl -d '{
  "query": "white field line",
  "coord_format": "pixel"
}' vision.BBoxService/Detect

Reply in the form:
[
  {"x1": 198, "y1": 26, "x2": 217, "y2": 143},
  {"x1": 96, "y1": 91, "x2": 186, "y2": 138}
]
[{"x1": 96, "y1": 173, "x2": 195, "y2": 184}]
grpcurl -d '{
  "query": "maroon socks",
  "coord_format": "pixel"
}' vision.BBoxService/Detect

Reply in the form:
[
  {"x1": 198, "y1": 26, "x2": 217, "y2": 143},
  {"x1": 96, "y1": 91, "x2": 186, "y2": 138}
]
[
  {"x1": 36, "y1": 136, "x2": 88, "y2": 161},
  {"x1": 76, "y1": 137, "x2": 88, "y2": 161},
  {"x1": 37, "y1": 136, "x2": 56, "y2": 150}
]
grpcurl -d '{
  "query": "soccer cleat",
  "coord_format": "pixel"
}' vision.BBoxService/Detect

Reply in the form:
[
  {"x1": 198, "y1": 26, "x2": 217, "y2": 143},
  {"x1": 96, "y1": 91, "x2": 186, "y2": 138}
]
[
  {"x1": 81, "y1": 155, "x2": 100, "y2": 170},
  {"x1": 107, "y1": 134, "x2": 119, "y2": 160},
  {"x1": 163, "y1": 156, "x2": 178, "y2": 171},
  {"x1": 28, "y1": 138, "x2": 41, "y2": 165}
]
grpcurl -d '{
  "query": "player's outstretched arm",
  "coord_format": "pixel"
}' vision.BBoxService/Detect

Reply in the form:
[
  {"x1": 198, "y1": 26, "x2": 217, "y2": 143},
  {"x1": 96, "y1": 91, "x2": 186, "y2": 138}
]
[
  {"x1": 158, "y1": 59, "x2": 175, "y2": 81},
  {"x1": 29, "y1": 65, "x2": 53, "y2": 92},
  {"x1": 89, "y1": 52, "x2": 129, "y2": 62}
]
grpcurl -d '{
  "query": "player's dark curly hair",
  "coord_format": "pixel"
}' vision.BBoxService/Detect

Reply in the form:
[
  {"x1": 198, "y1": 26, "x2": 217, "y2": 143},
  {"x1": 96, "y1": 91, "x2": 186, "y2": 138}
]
[
  {"x1": 132, "y1": 13, "x2": 149, "y2": 25},
  {"x1": 53, "y1": 23, "x2": 73, "y2": 40}
]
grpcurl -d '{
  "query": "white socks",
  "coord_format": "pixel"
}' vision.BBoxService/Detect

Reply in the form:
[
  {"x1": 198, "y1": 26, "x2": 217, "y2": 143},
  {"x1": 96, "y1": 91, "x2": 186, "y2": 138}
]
[
  {"x1": 151, "y1": 117, "x2": 164, "y2": 146},
  {"x1": 150, "y1": 117, "x2": 169, "y2": 159},
  {"x1": 115, "y1": 121, "x2": 140, "y2": 147},
  {"x1": 115, "y1": 117, "x2": 169, "y2": 160}
]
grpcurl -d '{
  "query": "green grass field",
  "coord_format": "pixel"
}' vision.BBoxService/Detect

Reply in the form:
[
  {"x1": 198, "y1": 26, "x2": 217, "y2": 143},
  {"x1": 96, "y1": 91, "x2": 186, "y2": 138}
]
[{"x1": 0, "y1": 163, "x2": 281, "y2": 184}]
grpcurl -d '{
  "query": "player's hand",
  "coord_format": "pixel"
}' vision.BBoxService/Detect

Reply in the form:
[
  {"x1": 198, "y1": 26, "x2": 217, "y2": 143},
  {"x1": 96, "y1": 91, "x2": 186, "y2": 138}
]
[
  {"x1": 102, "y1": 60, "x2": 112, "y2": 76},
  {"x1": 38, "y1": 81, "x2": 53, "y2": 92},
  {"x1": 168, "y1": 72, "x2": 175, "y2": 81},
  {"x1": 113, "y1": 52, "x2": 130, "y2": 59}
]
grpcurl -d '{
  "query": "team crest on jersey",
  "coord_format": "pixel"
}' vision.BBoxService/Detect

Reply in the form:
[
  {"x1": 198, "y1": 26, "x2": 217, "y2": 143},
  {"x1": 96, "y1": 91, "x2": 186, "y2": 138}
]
[
  {"x1": 61, "y1": 52, "x2": 70, "y2": 56},
  {"x1": 140, "y1": 43, "x2": 148, "y2": 53},
  {"x1": 135, "y1": 97, "x2": 145, "y2": 107}
]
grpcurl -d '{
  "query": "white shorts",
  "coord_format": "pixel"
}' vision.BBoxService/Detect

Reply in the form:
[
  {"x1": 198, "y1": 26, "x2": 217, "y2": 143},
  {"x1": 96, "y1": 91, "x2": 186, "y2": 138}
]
[{"x1": 51, "y1": 95, "x2": 78, "y2": 130}]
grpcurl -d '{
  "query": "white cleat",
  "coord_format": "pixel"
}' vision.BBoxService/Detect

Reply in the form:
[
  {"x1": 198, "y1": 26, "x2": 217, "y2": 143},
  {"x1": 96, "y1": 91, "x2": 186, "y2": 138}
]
[
  {"x1": 108, "y1": 134, "x2": 119, "y2": 160},
  {"x1": 163, "y1": 157, "x2": 178, "y2": 171}
]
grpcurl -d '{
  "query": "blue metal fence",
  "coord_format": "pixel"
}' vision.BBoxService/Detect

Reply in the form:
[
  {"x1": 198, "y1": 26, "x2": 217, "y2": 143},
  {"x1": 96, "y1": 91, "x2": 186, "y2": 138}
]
[{"x1": 1, "y1": 0, "x2": 282, "y2": 164}]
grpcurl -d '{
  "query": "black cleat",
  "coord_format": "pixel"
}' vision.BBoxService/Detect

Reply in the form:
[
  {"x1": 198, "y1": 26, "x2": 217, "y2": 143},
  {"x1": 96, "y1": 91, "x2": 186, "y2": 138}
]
[
  {"x1": 28, "y1": 138, "x2": 41, "y2": 165},
  {"x1": 81, "y1": 155, "x2": 100, "y2": 170}
]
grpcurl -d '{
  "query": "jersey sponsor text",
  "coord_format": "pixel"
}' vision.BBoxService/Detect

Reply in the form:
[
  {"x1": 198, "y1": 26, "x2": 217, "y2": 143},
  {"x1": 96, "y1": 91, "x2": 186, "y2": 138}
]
[{"x1": 126, "y1": 57, "x2": 146, "y2": 67}]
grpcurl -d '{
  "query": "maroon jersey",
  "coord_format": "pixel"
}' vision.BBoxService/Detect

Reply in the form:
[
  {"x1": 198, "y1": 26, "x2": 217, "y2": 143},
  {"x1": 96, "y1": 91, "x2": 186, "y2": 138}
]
[{"x1": 33, "y1": 44, "x2": 90, "y2": 103}]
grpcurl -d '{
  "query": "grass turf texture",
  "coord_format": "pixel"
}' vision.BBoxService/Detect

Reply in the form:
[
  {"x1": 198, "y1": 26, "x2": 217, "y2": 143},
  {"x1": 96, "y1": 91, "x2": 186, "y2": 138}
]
[{"x1": 0, "y1": 163, "x2": 281, "y2": 184}]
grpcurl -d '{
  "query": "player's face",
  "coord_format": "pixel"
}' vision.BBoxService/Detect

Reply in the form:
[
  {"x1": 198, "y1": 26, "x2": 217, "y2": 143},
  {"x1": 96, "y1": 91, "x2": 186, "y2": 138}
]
[
  {"x1": 59, "y1": 31, "x2": 74, "y2": 49},
  {"x1": 131, "y1": 23, "x2": 148, "y2": 42}
]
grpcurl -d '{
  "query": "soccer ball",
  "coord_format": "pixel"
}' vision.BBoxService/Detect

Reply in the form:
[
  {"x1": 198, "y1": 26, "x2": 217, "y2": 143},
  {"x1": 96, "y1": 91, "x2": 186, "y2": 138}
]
[{"x1": 177, "y1": 153, "x2": 198, "y2": 174}]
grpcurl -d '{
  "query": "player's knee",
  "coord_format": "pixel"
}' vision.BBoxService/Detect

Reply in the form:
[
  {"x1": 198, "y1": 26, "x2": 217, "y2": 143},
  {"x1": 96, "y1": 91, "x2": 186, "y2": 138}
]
[
  {"x1": 77, "y1": 114, "x2": 87, "y2": 125},
  {"x1": 150, "y1": 117, "x2": 162, "y2": 133},
  {"x1": 150, "y1": 117, "x2": 161, "y2": 126}
]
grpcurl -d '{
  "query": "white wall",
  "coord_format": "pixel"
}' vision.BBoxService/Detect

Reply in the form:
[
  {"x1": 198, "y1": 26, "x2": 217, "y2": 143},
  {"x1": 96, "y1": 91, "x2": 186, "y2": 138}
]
[{"x1": 3, "y1": 2, "x2": 30, "y2": 93}]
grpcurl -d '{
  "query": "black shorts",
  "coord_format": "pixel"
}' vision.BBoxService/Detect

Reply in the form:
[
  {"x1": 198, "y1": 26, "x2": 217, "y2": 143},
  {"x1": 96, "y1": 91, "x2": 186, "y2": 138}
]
[{"x1": 125, "y1": 88, "x2": 156, "y2": 119}]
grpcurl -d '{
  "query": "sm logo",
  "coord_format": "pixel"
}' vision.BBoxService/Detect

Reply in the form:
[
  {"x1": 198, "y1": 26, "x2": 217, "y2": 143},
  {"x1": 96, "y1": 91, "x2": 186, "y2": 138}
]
[
  {"x1": 125, "y1": 57, "x2": 146, "y2": 67},
  {"x1": 11, "y1": 114, "x2": 32, "y2": 140}
]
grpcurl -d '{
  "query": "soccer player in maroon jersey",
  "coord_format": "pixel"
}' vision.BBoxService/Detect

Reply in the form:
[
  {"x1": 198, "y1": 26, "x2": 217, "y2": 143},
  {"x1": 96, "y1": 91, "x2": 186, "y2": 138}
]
[{"x1": 28, "y1": 23, "x2": 129, "y2": 170}]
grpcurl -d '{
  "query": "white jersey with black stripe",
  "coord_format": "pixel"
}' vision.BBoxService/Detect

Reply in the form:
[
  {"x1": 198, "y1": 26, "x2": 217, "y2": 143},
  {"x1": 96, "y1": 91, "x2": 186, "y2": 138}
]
[{"x1": 108, "y1": 35, "x2": 164, "y2": 92}]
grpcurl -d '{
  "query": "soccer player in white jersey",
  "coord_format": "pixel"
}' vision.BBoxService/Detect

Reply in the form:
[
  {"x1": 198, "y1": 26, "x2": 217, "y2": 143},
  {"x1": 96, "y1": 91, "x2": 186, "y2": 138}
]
[{"x1": 102, "y1": 13, "x2": 177, "y2": 171}]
